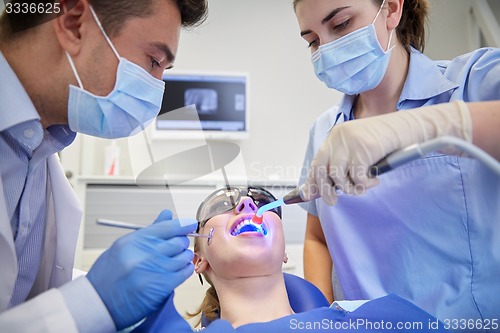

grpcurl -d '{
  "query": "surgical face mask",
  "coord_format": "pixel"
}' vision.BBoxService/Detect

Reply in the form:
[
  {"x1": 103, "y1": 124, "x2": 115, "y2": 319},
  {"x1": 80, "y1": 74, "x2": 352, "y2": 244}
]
[
  {"x1": 311, "y1": 0, "x2": 394, "y2": 95},
  {"x1": 66, "y1": 6, "x2": 165, "y2": 139}
]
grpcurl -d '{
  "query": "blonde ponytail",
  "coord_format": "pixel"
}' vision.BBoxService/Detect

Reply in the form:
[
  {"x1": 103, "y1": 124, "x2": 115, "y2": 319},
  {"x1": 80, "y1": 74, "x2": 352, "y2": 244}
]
[
  {"x1": 186, "y1": 283, "x2": 220, "y2": 327},
  {"x1": 185, "y1": 238, "x2": 221, "y2": 328}
]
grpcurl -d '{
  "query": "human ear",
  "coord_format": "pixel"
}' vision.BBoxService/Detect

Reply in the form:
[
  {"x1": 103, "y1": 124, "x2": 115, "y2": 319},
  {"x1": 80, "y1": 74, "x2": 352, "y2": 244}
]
[
  {"x1": 386, "y1": 0, "x2": 404, "y2": 30},
  {"x1": 283, "y1": 252, "x2": 289, "y2": 264},
  {"x1": 52, "y1": 0, "x2": 90, "y2": 56},
  {"x1": 193, "y1": 253, "x2": 209, "y2": 274}
]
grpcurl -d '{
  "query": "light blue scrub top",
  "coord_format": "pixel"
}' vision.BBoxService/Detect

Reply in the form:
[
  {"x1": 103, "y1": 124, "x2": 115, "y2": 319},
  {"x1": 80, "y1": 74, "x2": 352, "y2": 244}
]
[{"x1": 299, "y1": 48, "x2": 500, "y2": 323}]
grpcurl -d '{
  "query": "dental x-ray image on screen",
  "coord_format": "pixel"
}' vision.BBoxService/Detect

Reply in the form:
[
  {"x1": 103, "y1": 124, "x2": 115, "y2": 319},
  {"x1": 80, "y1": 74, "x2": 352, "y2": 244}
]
[
  {"x1": 153, "y1": 72, "x2": 249, "y2": 140},
  {"x1": 185, "y1": 88, "x2": 218, "y2": 115}
]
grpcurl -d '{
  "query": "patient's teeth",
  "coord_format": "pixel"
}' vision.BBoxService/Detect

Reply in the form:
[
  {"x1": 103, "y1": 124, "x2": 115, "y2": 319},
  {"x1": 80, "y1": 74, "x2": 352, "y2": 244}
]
[{"x1": 231, "y1": 217, "x2": 267, "y2": 236}]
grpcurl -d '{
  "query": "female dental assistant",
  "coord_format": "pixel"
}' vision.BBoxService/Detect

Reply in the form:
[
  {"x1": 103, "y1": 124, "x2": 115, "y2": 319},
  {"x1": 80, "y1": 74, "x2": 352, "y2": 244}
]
[{"x1": 295, "y1": 0, "x2": 500, "y2": 323}]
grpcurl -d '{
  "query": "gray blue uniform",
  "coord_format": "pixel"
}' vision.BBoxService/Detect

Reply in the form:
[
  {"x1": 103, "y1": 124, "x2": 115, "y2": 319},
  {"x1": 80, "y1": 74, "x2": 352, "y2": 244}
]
[
  {"x1": 299, "y1": 47, "x2": 500, "y2": 322},
  {"x1": 134, "y1": 293, "x2": 450, "y2": 332}
]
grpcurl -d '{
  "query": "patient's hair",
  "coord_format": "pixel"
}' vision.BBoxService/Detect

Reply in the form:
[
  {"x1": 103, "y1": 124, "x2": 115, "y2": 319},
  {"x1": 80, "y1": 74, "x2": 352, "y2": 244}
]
[
  {"x1": 292, "y1": 0, "x2": 429, "y2": 52},
  {"x1": 186, "y1": 236, "x2": 220, "y2": 327}
]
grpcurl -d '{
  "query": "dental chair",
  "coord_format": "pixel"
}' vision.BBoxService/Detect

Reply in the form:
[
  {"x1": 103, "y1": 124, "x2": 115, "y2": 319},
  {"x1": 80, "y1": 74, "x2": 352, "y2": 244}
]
[
  {"x1": 201, "y1": 272, "x2": 330, "y2": 327},
  {"x1": 283, "y1": 272, "x2": 330, "y2": 312}
]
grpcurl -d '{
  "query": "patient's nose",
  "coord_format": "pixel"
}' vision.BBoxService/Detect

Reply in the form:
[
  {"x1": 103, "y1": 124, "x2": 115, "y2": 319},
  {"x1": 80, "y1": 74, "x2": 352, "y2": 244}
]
[{"x1": 235, "y1": 197, "x2": 257, "y2": 214}]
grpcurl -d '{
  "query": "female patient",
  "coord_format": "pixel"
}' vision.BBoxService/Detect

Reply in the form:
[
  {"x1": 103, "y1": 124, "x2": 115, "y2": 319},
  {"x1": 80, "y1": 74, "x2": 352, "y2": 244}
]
[{"x1": 134, "y1": 187, "x2": 448, "y2": 332}]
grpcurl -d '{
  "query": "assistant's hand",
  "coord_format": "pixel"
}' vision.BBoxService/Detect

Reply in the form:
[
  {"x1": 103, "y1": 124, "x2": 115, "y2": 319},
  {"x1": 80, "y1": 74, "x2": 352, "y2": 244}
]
[
  {"x1": 87, "y1": 210, "x2": 197, "y2": 330},
  {"x1": 303, "y1": 100, "x2": 472, "y2": 205}
]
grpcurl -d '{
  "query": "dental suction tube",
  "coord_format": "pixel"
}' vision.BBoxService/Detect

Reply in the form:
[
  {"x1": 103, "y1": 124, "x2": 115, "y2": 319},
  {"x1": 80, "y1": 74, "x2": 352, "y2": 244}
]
[
  {"x1": 284, "y1": 136, "x2": 500, "y2": 205},
  {"x1": 369, "y1": 136, "x2": 500, "y2": 177}
]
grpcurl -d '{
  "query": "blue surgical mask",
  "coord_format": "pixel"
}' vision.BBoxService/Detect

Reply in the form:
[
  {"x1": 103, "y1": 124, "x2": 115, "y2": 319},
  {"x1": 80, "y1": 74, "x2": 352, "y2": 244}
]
[
  {"x1": 312, "y1": 0, "x2": 394, "y2": 95},
  {"x1": 66, "y1": 6, "x2": 165, "y2": 139}
]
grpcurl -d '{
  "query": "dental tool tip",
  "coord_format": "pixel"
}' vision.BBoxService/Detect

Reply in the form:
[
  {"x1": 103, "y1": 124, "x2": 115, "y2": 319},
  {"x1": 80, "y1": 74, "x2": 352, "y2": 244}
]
[{"x1": 252, "y1": 214, "x2": 263, "y2": 225}]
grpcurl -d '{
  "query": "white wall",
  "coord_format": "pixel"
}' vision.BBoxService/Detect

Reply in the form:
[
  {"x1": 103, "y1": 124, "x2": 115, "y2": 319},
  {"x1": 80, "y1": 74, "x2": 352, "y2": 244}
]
[
  {"x1": 489, "y1": 0, "x2": 500, "y2": 18},
  {"x1": 425, "y1": 0, "x2": 500, "y2": 59},
  {"x1": 168, "y1": 0, "x2": 339, "y2": 181},
  {"x1": 425, "y1": 0, "x2": 477, "y2": 59},
  {"x1": 66, "y1": 0, "x2": 500, "y2": 185},
  {"x1": 1, "y1": 0, "x2": 495, "y2": 182}
]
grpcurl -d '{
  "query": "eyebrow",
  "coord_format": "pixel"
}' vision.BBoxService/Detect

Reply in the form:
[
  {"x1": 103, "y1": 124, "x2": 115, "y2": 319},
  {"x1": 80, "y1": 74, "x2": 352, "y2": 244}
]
[
  {"x1": 300, "y1": 6, "x2": 351, "y2": 36},
  {"x1": 149, "y1": 42, "x2": 176, "y2": 65}
]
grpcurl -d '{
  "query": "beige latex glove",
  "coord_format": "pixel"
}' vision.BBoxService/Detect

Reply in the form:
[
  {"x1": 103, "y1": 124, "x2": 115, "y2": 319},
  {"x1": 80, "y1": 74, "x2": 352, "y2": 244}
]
[{"x1": 303, "y1": 100, "x2": 473, "y2": 205}]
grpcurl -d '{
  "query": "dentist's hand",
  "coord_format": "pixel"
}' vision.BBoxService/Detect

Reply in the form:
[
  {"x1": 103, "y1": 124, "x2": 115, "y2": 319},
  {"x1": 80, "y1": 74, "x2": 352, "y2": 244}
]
[
  {"x1": 304, "y1": 101, "x2": 472, "y2": 205},
  {"x1": 87, "y1": 210, "x2": 197, "y2": 330}
]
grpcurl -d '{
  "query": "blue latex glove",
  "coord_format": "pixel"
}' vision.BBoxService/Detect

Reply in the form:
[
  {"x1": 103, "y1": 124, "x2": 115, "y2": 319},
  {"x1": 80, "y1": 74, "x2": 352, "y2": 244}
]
[{"x1": 87, "y1": 210, "x2": 197, "y2": 330}]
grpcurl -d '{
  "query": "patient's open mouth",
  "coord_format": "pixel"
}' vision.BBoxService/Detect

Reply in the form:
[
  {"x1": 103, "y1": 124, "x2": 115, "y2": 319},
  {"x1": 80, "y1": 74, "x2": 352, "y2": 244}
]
[{"x1": 231, "y1": 216, "x2": 268, "y2": 236}]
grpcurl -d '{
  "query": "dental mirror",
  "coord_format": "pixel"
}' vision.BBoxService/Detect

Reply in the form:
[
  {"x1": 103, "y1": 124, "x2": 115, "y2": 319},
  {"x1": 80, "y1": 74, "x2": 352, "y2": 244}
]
[{"x1": 95, "y1": 219, "x2": 214, "y2": 245}]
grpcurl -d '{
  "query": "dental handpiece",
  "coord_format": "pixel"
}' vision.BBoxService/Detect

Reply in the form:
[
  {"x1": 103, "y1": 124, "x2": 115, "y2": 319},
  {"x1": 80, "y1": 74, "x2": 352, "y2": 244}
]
[
  {"x1": 281, "y1": 147, "x2": 418, "y2": 205},
  {"x1": 283, "y1": 136, "x2": 500, "y2": 206},
  {"x1": 281, "y1": 144, "x2": 428, "y2": 205},
  {"x1": 368, "y1": 143, "x2": 425, "y2": 177},
  {"x1": 282, "y1": 184, "x2": 321, "y2": 204},
  {"x1": 251, "y1": 185, "x2": 319, "y2": 224}
]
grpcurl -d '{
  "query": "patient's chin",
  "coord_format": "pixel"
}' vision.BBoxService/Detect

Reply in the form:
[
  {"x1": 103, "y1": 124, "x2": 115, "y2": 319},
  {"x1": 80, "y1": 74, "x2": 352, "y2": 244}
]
[{"x1": 211, "y1": 248, "x2": 285, "y2": 280}]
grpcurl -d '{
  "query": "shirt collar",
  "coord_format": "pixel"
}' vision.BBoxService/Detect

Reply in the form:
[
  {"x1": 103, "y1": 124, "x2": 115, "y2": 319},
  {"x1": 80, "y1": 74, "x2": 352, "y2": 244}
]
[
  {"x1": 46, "y1": 125, "x2": 76, "y2": 148},
  {"x1": 335, "y1": 95, "x2": 356, "y2": 128},
  {"x1": 0, "y1": 51, "x2": 40, "y2": 132},
  {"x1": 0, "y1": 51, "x2": 76, "y2": 149},
  {"x1": 398, "y1": 47, "x2": 458, "y2": 105}
]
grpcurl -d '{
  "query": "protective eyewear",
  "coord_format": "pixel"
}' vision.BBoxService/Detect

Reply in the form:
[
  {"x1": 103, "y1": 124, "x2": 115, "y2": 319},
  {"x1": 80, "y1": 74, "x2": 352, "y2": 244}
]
[{"x1": 196, "y1": 187, "x2": 282, "y2": 227}]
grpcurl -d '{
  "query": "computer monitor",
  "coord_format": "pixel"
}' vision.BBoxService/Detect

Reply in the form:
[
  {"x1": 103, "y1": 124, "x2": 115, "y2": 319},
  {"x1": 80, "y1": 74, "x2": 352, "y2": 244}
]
[{"x1": 152, "y1": 71, "x2": 249, "y2": 140}]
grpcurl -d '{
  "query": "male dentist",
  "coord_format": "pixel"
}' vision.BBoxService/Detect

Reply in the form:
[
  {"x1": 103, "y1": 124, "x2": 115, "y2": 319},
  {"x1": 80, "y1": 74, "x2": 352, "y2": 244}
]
[{"x1": 0, "y1": 0, "x2": 207, "y2": 332}]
